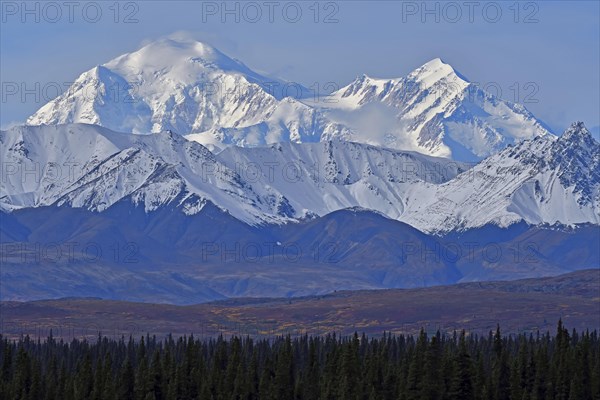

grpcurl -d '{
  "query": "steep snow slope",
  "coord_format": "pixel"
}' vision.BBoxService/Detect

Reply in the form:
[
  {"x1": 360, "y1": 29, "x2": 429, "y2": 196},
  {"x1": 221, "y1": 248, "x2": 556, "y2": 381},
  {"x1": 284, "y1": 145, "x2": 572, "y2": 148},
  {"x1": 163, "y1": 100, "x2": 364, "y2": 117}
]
[
  {"x1": 322, "y1": 58, "x2": 551, "y2": 161},
  {"x1": 0, "y1": 124, "x2": 465, "y2": 225},
  {"x1": 217, "y1": 140, "x2": 466, "y2": 221},
  {"x1": 26, "y1": 38, "x2": 349, "y2": 148},
  {"x1": 402, "y1": 122, "x2": 600, "y2": 232},
  {"x1": 2, "y1": 123, "x2": 596, "y2": 232},
  {"x1": 0, "y1": 124, "x2": 288, "y2": 223},
  {"x1": 26, "y1": 39, "x2": 550, "y2": 161}
]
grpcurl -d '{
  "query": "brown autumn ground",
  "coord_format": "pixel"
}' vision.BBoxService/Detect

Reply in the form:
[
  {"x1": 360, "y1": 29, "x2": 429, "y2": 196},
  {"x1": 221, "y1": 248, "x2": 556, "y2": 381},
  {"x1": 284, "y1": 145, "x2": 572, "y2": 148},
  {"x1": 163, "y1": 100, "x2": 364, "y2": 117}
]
[{"x1": 1, "y1": 270, "x2": 598, "y2": 341}]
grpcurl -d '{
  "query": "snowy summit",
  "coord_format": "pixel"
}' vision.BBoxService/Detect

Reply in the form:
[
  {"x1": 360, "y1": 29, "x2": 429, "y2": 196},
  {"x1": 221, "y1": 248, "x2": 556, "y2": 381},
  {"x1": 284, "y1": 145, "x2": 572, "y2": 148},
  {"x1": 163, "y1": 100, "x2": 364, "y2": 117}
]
[{"x1": 28, "y1": 39, "x2": 550, "y2": 161}]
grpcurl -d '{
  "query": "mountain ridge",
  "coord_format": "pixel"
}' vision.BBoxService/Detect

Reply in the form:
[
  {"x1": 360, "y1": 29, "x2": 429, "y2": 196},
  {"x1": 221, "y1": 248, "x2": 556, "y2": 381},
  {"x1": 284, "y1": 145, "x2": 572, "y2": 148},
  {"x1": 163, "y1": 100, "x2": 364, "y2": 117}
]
[
  {"x1": 26, "y1": 38, "x2": 551, "y2": 161},
  {"x1": 323, "y1": 57, "x2": 551, "y2": 160},
  {"x1": 1, "y1": 203, "x2": 598, "y2": 304},
  {"x1": 1, "y1": 122, "x2": 597, "y2": 233}
]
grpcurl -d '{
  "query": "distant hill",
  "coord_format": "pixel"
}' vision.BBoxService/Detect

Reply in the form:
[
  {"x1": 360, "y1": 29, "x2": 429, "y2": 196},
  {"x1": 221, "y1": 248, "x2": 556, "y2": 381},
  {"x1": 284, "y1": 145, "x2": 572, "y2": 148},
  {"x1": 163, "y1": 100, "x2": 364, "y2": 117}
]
[{"x1": 2, "y1": 269, "x2": 598, "y2": 340}]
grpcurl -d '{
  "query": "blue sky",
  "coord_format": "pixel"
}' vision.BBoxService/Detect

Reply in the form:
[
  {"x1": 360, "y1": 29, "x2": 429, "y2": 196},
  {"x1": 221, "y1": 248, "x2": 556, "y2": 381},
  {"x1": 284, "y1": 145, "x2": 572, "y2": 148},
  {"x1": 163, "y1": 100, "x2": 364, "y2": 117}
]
[{"x1": 1, "y1": 1, "x2": 599, "y2": 136}]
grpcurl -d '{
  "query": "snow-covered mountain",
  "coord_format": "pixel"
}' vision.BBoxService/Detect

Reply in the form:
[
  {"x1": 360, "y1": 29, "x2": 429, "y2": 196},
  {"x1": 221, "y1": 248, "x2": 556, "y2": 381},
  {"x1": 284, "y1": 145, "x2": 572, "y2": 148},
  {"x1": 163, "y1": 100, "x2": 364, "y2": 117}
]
[
  {"x1": 2, "y1": 122, "x2": 598, "y2": 303},
  {"x1": 6, "y1": 38, "x2": 598, "y2": 303},
  {"x1": 0, "y1": 123, "x2": 466, "y2": 226},
  {"x1": 321, "y1": 58, "x2": 551, "y2": 161},
  {"x1": 1, "y1": 122, "x2": 597, "y2": 233},
  {"x1": 26, "y1": 38, "x2": 350, "y2": 151},
  {"x1": 26, "y1": 39, "x2": 549, "y2": 161},
  {"x1": 0, "y1": 123, "x2": 300, "y2": 224},
  {"x1": 401, "y1": 122, "x2": 600, "y2": 232}
]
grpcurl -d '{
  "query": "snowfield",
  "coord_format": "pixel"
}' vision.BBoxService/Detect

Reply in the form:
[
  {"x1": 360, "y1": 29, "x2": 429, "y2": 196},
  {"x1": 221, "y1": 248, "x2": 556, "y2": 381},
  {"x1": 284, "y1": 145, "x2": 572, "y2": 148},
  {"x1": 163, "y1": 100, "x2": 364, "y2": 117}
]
[
  {"x1": 9, "y1": 38, "x2": 598, "y2": 233},
  {"x1": 1, "y1": 122, "x2": 598, "y2": 233},
  {"x1": 27, "y1": 38, "x2": 549, "y2": 162}
]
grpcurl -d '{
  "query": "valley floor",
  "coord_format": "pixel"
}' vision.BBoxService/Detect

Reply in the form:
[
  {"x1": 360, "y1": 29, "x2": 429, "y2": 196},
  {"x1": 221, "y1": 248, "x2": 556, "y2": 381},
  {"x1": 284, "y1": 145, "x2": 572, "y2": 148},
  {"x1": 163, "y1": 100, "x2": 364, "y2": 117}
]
[{"x1": 1, "y1": 270, "x2": 598, "y2": 340}]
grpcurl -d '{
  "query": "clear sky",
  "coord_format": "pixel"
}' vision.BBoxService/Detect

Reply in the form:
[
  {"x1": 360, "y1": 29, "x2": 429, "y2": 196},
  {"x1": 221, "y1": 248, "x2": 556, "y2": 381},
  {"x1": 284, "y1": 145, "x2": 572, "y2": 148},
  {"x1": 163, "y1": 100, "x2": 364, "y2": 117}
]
[{"x1": 1, "y1": 1, "x2": 599, "y2": 137}]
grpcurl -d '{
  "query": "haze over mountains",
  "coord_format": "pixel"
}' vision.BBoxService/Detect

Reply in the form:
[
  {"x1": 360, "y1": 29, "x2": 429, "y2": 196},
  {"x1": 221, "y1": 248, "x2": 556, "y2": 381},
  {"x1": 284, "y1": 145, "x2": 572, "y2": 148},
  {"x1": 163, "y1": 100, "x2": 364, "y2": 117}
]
[{"x1": 2, "y1": 38, "x2": 599, "y2": 303}]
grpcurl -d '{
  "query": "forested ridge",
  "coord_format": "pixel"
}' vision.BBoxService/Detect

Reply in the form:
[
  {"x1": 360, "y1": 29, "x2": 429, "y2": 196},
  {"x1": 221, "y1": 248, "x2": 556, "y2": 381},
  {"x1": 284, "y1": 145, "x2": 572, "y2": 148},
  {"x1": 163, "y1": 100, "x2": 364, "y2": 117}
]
[{"x1": 1, "y1": 321, "x2": 599, "y2": 400}]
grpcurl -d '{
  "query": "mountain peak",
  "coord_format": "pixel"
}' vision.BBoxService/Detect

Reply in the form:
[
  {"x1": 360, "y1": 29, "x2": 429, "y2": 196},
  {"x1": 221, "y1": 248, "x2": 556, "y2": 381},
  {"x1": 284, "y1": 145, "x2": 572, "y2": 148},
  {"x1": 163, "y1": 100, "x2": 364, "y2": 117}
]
[
  {"x1": 562, "y1": 121, "x2": 593, "y2": 141},
  {"x1": 104, "y1": 37, "x2": 250, "y2": 77},
  {"x1": 142, "y1": 37, "x2": 219, "y2": 53},
  {"x1": 26, "y1": 37, "x2": 310, "y2": 135},
  {"x1": 350, "y1": 58, "x2": 461, "y2": 85},
  {"x1": 557, "y1": 122, "x2": 599, "y2": 161},
  {"x1": 422, "y1": 57, "x2": 448, "y2": 69},
  {"x1": 26, "y1": 40, "x2": 549, "y2": 162},
  {"x1": 408, "y1": 57, "x2": 468, "y2": 85}
]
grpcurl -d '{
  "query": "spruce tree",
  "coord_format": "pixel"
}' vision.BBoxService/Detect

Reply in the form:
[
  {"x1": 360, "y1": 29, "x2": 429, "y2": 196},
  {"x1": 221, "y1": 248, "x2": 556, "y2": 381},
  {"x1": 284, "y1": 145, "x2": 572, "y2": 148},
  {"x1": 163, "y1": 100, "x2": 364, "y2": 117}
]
[
  {"x1": 118, "y1": 356, "x2": 135, "y2": 400},
  {"x1": 450, "y1": 331, "x2": 474, "y2": 400},
  {"x1": 273, "y1": 336, "x2": 294, "y2": 400},
  {"x1": 493, "y1": 326, "x2": 510, "y2": 400},
  {"x1": 406, "y1": 329, "x2": 427, "y2": 400},
  {"x1": 422, "y1": 335, "x2": 442, "y2": 399}
]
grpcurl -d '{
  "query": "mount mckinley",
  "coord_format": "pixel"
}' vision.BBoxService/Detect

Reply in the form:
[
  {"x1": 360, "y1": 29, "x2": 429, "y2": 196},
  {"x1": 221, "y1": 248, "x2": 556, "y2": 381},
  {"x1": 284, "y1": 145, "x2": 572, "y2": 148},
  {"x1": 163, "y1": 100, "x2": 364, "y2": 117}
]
[
  {"x1": 27, "y1": 38, "x2": 550, "y2": 162},
  {"x1": 2, "y1": 38, "x2": 598, "y2": 304}
]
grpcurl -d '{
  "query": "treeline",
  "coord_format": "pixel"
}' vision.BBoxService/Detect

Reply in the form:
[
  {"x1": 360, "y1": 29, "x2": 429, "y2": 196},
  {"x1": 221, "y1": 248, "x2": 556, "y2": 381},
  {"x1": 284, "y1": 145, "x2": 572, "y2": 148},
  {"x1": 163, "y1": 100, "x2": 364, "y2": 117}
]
[{"x1": 1, "y1": 321, "x2": 599, "y2": 400}]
